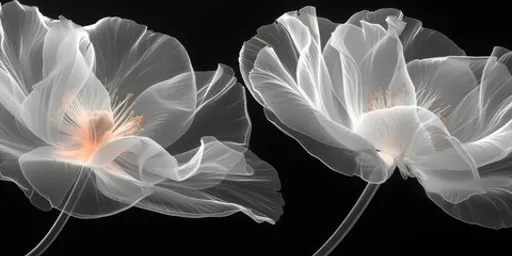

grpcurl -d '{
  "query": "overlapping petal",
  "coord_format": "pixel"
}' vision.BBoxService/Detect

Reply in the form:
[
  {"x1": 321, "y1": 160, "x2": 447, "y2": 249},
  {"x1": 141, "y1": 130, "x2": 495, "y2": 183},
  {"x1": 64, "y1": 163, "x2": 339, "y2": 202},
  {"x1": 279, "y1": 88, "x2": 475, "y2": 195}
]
[
  {"x1": 84, "y1": 18, "x2": 196, "y2": 148},
  {"x1": 0, "y1": 1, "x2": 50, "y2": 93},
  {"x1": 0, "y1": 2, "x2": 283, "y2": 226},
  {"x1": 347, "y1": 8, "x2": 465, "y2": 62},
  {"x1": 240, "y1": 6, "x2": 416, "y2": 183},
  {"x1": 18, "y1": 20, "x2": 101, "y2": 147},
  {"x1": 0, "y1": 2, "x2": 48, "y2": 161},
  {"x1": 407, "y1": 47, "x2": 512, "y2": 228},
  {"x1": 328, "y1": 15, "x2": 417, "y2": 124},
  {"x1": 169, "y1": 64, "x2": 251, "y2": 154},
  {"x1": 240, "y1": 5, "x2": 512, "y2": 230},
  {"x1": 136, "y1": 136, "x2": 284, "y2": 224}
]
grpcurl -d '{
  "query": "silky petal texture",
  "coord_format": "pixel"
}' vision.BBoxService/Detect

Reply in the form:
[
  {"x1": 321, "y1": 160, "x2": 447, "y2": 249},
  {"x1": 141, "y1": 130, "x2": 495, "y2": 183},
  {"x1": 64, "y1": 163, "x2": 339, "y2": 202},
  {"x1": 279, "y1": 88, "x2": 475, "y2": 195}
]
[
  {"x1": 328, "y1": 17, "x2": 417, "y2": 124},
  {"x1": 90, "y1": 136, "x2": 179, "y2": 184},
  {"x1": 239, "y1": 6, "x2": 413, "y2": 183},
  {"x1": 84, "y1": 18, "x2": 196, "y2": 148},
  {"x1": 0, "y1": 3, "x2": 283, "y2": 225},
  {"x1": 0, "y1": 2, "x2": 49, "y2": 160},
  {"x1": 169, "y1": 64, "x2": 251, "y2": 154},
  {"x1": 19, "y1": 144, "x2": 145, "y2": 217},
  {"x1": 246, "y1": 42, "x2": 389, "y2": 183},
  {"x1": 407, "y1": 131, "x2": 483, "y2": 204},
  {"x1": 346, "y1": 8, "x2": 465, "y2": 62},
  {"x1": 18, "y1": 20, "x2": 99, "y2": 147},
  {"x1": 30, "y1": 134, "x2": 282, "y2": 222},
  {"x1": 353, "y1": 106, "x2": 434, "y2": 159},
  {"x1": 407, "y1": 48, "x2": 512, "y2": 228},
  {"x1": 408, "y1": 47, "x2": 512, "y2": 155},
  {"x1": 0, "y1": 158, "x2": 51, "y2": 212},
  {"x1": 19, "y1": 146, "x2": 83, "y2": 208},
  {"x1": 135, "y1": 136, "x2": 284, "y2": 224},
  {"x1": 0, "y1": 1, "x2": 50, "y2": 94}
]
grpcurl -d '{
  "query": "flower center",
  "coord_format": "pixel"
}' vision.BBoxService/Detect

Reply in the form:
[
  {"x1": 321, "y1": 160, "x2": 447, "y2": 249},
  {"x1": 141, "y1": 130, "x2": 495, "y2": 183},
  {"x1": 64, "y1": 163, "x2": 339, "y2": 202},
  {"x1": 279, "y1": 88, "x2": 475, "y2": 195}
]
[
  {"x1": 72, "y1": 112, "x2": 115, "y2": 161},
  {"x1": 364, "y1": 89, "x2": 395, "y2": 113},
  {"x1": 377, "y1": 150, "x2": 395, "y2": 167},
  {"x1": 58, "y1": 93, "x2": 143, "y2": 163}
]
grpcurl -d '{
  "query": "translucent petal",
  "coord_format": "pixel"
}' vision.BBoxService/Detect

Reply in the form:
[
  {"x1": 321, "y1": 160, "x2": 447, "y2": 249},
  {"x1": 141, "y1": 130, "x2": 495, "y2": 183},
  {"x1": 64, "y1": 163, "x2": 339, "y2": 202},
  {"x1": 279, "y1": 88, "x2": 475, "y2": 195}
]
[
  {"x1": 426, "y1": 157, "x2": 512, "y2": 229},
  {"x1": 43, "y1": 136, "x2": 178, "y2": 218},
  {"x1": 28, "y1": 135, "x2": 175, "y2": 218},
  {"x1": 18, "y1": 146, "x2": 83, "y2": 209},
  {"x1": 19, "y1": 146, "x2": 141, "y2": 218},
  {"x1": 407, "y1": 57, "x2": 485, "y2": 140},
  {"x1": 322, "y1": 33, "x2": 353, "y2": 128},
  {"x1": 0, "y1": 157, "x2": 51, "y2": 212},
  {"x1": 346, "y1": 8, "x2": 465, "y2": 61},
  {"x1": 135, "y1": 136, "x2": 284, "y2": 224},
  {"x1": 263, "y1": 108, "x2": 389, "y2": 182},
  {"x1": 84, "y1": 17, "x2": 194, "y2": 98},
  {"x1": 169, "y1": 64, "x2": 251, "y2": 154},
  {"x1": 329, "y1": 19, "x2": 417, "y2": 123},
  {"x1": 19, "y1": 20, "x2": 99, "y2": 147},
  {"x1": 0, "y1": 100, "x2": 43, "y2": 159},
  {"x1": 353, "y1": 106, "x2": 431, "y2": 158},
  {"x1": 408, "y1": 47, "x2": 512, "y2": 146},
  {"x1": 404, "y1": 49, "x2": 512, "y2": 228},
  {"x1": 90, "y1": 135, "x2": 179, "y2": 184},
  {"x1": 0, "y1": 106, "x2": 45, "y2": 204},
  {"x1": 60, "y1": 165, "x2": 142, "y2": 219},
  {"x1": 412, "y1": 136, "x2": 482, "y2": 204},
  {"x1": 404, "y1": 110, "x2": 483, "y2": 204},
  {"x1": 249, "y1": 46, "x2": 389, "y2": 182},
  {"x1": 132, "y1": 71, "x2": 195, "y2": 149},
  {"x1": 239, "y1": 6, "x2": 348, "y2": 127},
  {"x1": 0, "y1": 67, "x2": 25, "y2": 117},
  {"x1": 0, "y1": 1, "x2": 51, "y2": 93}
]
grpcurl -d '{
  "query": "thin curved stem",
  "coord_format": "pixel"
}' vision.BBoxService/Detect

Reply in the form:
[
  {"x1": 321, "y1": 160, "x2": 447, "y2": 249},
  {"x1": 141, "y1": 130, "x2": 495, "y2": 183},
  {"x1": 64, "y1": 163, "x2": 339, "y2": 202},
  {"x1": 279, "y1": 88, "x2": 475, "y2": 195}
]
[
  {"x1": 313, "y1": 182, "x2": 380, "y2": 256},
  {"x1": 26, "y1": 168, "x2": 90, "y2": 256}
]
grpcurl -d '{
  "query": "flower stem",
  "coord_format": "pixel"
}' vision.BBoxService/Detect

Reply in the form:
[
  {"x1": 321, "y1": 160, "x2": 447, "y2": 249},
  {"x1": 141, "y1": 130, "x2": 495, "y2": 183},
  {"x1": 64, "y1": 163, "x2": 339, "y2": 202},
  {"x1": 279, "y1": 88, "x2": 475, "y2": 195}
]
[
  {"x1": 313, "y1": 182, "x2": 380, "y2": 256},
  {"x1": 26, "y1": 168, "x2": 89, "y2": 256}
]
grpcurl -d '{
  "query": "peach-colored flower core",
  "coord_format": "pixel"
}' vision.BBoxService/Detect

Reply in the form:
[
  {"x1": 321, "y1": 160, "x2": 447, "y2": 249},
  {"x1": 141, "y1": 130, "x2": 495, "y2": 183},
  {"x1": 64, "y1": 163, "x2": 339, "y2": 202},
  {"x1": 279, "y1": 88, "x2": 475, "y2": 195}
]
[
  {"x1": 59, "y1": 93, "x2": 143, "y2": 163},
  {"x1": 365, "y1": 89, "x2": 394, "y2": 113}
]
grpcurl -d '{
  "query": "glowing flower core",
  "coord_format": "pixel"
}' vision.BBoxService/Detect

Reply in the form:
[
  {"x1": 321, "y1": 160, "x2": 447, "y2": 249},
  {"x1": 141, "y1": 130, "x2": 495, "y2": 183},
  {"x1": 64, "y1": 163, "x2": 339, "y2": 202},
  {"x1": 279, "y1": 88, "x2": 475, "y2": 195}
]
[{"x1": 59, "y1": 93, "x2": 144, "y2": 163}]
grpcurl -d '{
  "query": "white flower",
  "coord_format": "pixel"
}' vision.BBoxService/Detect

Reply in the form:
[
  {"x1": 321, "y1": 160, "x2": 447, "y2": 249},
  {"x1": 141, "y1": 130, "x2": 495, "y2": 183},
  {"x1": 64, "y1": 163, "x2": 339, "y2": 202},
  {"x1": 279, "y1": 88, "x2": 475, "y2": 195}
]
[
  {"x1": 240, "y1": 6, "x2": 512, "y2": 229},
  {"x1": 0, "y1": 1, "x2": 283, "y2": 224}
]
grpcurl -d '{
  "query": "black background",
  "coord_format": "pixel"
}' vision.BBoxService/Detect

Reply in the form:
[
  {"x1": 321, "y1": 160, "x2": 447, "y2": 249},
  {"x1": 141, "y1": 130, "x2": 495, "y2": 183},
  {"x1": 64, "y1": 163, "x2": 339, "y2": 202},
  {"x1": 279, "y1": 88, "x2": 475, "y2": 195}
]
[{"x1": 1, "y1": 0, "x2": 512, "y2": 255}]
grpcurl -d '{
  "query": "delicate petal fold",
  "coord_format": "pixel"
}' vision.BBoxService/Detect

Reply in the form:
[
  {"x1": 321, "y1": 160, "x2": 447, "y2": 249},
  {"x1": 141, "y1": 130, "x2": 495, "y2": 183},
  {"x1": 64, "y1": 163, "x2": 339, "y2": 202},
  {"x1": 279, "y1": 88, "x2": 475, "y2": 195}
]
[
  {"x1": 90, "y1": 135, "x2": 179, "y2": 184},
  {"x1": 411, "y1": 136, "x2": 482, "y2": 204},
  {"x1": 0, "y1": 1, "x2": 50, "y2": 94},
  {"x1": 84, "y1": 17, "x2": 194, "y2": 98},
  {"x1": 414, "y1": 48, "x2": 512, "y2": 229},
  {"x1": 426, "y1": 158, "x2": 512, "y2": 229},
  {"x1": 170, "y1": 64, "x2": 251, "y2": 154},
  {"x1": 0, "y1": 104, "x2": 43, "y2": 159},
  {"x1": 407, "y1": 56, "x2": 486, "y2": 141},
  {"x1": 19, "y1": 146, "x2": 83, "y2": 209},
  {"x1": 240, "y1": 6, "x2": 391, "y2": 183},
  {"x1": 329, "y1": 17, "x2": 416, "y2": 123},
  {"x1": 251, "y1": 45, "x2": 389, "y2": 182},
  {"x1": 408, "y1": 47, "x2": 512, "y2": 145},
  {"x1": 19, "y1": 145, "x2": 139, "y2": 218},
  {"x1": 84, "y1": 18, "x2": 197, "y2": 149},
  {"x1": 240, "y1": 6, "x2": 349, "y2": 127},
  {"x1": 0, "y1": 2, "x2": 51, "y2": 160},
  {"x1": 18, "y1": 20, "x2": 99, "y2": 147},
  {"x1": 347, "y1": 8, "x2": 465, "y2": 62},
  {"x1": 131, "y1": 71, "x2": 196, "y2": 148},
  {"x1": 135, "y1": 136, "x2": 284, "y2": 224}
]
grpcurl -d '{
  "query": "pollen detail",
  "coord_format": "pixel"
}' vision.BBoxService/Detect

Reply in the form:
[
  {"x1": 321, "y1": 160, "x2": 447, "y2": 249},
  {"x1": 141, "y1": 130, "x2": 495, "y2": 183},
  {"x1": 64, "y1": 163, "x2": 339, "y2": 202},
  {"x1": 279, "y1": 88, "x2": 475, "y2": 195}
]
[
  {"x1": 59, "y1": 93, "x2": 144, "y2": 163},
  {"x1": 364, "y1": 89, "x2": 394, "y2": 113}
]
